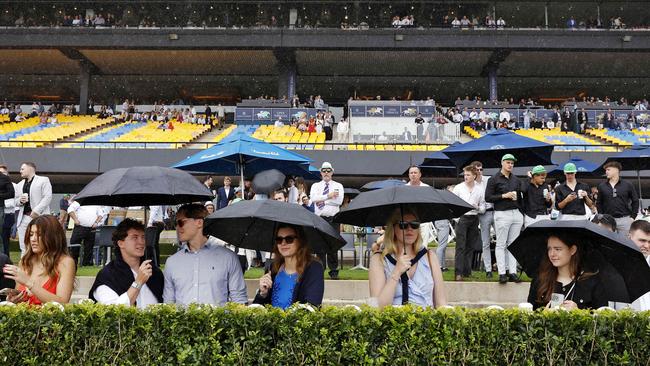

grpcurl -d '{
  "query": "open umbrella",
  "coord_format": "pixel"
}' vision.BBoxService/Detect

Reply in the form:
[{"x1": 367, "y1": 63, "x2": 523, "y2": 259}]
[
  {"x1": 548, "y1": 157, "x2": 604, "y2": 179},
  {"x1": 509, "y1": 219, "x2": 650, "y2": 302},
  {"x1": 172, "y1": 132, "x2": 312, "y2": 196},
  {"x1": 344, "y1": 188, "x2": 361, "y2": 197},
  {"x1": 334, "y1": 185, "x2": 473, "y2": 228},
  {"x1": 204, "y1": 200, "x2": 344, "y2": 253},
  {"x1": 442, "y1": 129, "x2": 554, "y2": 169},
  {"x1": 602, "y1": 145, "x2": 650, "y2": 207},
  {"x1": 75, "y1": 166, "x2": 214, "y2": 206},
  {"x1": 252, "y1": 169, "x2": 285, "y2": 196},
  {"x1": 360, "y1": 179, "x2": 405, "y2": 192}
]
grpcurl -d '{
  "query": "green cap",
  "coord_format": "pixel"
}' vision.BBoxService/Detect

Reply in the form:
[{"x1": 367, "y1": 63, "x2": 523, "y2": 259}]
[
  {"x1": 531, "y1": 165, "x2": 546, "y2": 175},
  {"x1": 501, "y1": 153, "x2": 517, "y2": 162},
  {"x1": 563, "y1": 162, "x2": 578, "y2": 173}
]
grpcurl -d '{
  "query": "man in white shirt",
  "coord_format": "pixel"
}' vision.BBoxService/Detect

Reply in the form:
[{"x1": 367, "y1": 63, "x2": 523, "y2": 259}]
[
  {"x1": 146, "y1": 205, "x2": 165, "y2": 266},
  {"x1": 405, "y1": 166, "x2": 439, "y2": 261},
  {"x1": 499, "y1": 108, "x2": 511, "y2": 124},
  {"x1": 629, "y1": 220, "x2": 650, "y2": 311},
  {"x1": 274, "y1": 117, "x2": 284, "y2": 128},
  {"x1": 452, "y1": 165, "x2": 485, "y2": 281},
  {"x1": 68, "y1": 199, "x2": 107, "y2": 266},
  {"x1": 90, "y1": 218, "x2": 163, "y2": 308},
  {"x1": 310, "y1": 162, "x2": 344, "y2": 279},
  {"x1": 472, "y1": 160, "x2": 495, "y2": 278},
  {"x1": 15, "y1": 162, "x2": 52, "y2": 257}
]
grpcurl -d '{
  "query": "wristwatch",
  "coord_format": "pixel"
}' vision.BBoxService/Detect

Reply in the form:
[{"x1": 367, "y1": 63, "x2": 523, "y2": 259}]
[{"x1": 130, "y1": 281, "x2": 143, "y2": 290}]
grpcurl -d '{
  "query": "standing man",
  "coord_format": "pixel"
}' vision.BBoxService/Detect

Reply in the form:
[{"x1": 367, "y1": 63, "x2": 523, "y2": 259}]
[
  {"x1": 405, "y1": 166, "x2": 436, "y2": 255},
  {"x1": 163, "y1": 203, "x2": 247, "y2": 306},
  {"x1": 485, "y1": 154, "x2": 523, "y2": 284},
  {"x1": 146, "y1": 205, "x2": 165, "y2": 267},
  {"x1": 414, "y1": 113, "x2": 425, "y2": 142},
  {"x1": 555, "y1": 162, "x2": 595, "y2": 220},
  {"x1": 68, "y1": 198, "x2": 107, "y2": 266},
  {"x1": 452, "y1": 165, "x2": 484, "y2": 281},
  {"x1": 597, "y1": 161, "x2": 639, "y2": 233},
  {"x1": 310, "y1": 162, "x2": 344, "y2": 280},
  {"x1": 522, "y1": 165, "x2": 552, "y2": 227},
  {"x1": 14, "y1": 162, "x2": 52, "y2": 256},
  {"x1": 577, "y1": 108, "x2": 589, "y2": 133},
  {"x1": 473, "y1": 161, "x2": 495, "y2": 278},
  {"x1": 0, "y1": 165, "x2": 15, "y2": 255},
  {"x1": 216, "y1": 176, "x2": 235, "y2": 210},
  {"x1": 629, "y1": 220, "x2": 650, "y2": 311}
]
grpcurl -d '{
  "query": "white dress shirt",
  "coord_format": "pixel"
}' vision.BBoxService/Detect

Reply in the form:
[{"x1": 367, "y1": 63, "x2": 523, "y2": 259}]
[
  {"x1": 475, "y1": 176, "x2": 493, "y2": 211},
  {"x1": 4, "y1": 183, "x2": 16, "y2": 214},
  {"x1": 67, "y1": 201, "x2": 106, "y2": 227},
  {"x1": 310, "y1": 179, "x2": 344, "y2": 217},
  {"x1": 93, "y1": 268, "x2": 159, "y2": 309},
  {"x1": 148, "y1": 205, "x2": 164, "y2": 226},
  {"x1": 631, "y1": 256, "x2": 650, "y2": 311},
  {"x1": 405, "y1": 181, "x2": 429, "y2": 187},
  {"x1": 453, "y1": 182, "x2": 485, "y2": 215}
]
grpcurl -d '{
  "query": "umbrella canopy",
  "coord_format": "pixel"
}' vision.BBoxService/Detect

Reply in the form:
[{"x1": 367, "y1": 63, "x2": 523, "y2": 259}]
[
  {"x1": 75, "y1": 166, "x2": 214, "y2": 206},
  {"x1": 344, "y1": 188, "x2": 361, "y2": 197},
  {"x1": 360, "y1": 179, "x2": 405, "y2": 192},
  {"x1": 172, "y1": 132, "x2": 312, "y2": 176},
  {"x1": 333, "y1": 185, "x2": 474, "y2": 227},
  {"x1": 252, "y1": 169, "x2": 285, "y2": 195},
  {"x1": 442, "y1": 129, "x2": 554, "y2": 169},
  {"x1": 548, "y1": 157, "x2": 604, "y2": 178},
  {"x1": 509, "y1": 219, "x2": 650, "y2": 302},
  {"x1": 305, "y1": 165, "x2": 324, "y2": 181},
  {"x1": 204, "y1": 200, "x2": 345, "y2": 253},
  {"x1": 420, "y1": 150, "x2": 456, "y2": 167}
]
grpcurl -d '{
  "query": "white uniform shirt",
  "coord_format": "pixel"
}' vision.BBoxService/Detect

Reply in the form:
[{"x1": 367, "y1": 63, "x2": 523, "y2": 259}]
[
  {"x1": 67, "y1": 201, "x2": 106, "y2": 227},
  {"x1": 453, "y1": 182, "x2": 485, "y2": 215},
  {"x1": 310, "y1": 180, "x2": 344, "y2": 217}
]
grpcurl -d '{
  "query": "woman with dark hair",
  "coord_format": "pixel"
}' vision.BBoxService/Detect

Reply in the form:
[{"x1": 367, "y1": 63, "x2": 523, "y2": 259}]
[
  {"x1": 253, "y1": 224, "x2": 324, "y2": 308},
  {"x1": 3, "y1": 215, "x2": 75, "y2": 305},
  {"x1": 527, "y1": 233, "x2": 608, "y2": 310},
  {"x1": 591, "y1": 214, "x2": 617, "y2": 233}
]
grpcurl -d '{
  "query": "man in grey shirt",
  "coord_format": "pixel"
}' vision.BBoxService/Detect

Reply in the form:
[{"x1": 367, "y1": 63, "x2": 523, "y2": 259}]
[{"x1": 163, "y1": 203, "x2": 247, "y2": 306}]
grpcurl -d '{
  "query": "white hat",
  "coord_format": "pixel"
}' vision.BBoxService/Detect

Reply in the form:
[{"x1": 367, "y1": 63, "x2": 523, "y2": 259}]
[
  {"x1": 204, "y1": 201, "x2": 214, "y2": 207},
  {"x1": 321, "y1": 162, "x2": 334, "y2": 170}
]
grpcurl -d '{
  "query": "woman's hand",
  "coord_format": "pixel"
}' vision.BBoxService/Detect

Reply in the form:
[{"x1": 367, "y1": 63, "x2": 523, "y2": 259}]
[
  {"x1": 3, "y1": 265, "x2": 30, "y2": 286},
  {"x1": 6, "y1": 289, "x2": 27, "y2": 304},
  {"x1": 258, "y1": 273, "x2": 273, "y2": 297},
  {"x1": 394, "y1": 254, "x2": 412, "y2": 275},
  {"x1": 561, "y1": 300, "x2": 578, "y2": 310}
]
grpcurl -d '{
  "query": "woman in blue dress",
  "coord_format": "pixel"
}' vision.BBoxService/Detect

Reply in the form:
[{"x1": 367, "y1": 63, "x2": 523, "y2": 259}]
[{"x1": 253, "y1": 224, "x2": 324, "y2": 309}]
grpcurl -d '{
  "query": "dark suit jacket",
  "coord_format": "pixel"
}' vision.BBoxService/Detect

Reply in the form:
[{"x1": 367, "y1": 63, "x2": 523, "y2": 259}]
[
  {"x1": 216, "y1": 186, "x2": 235, "y2": 209},
  {"x1": 0, "y1": 174, "x2": 14, "y2": 208},
  {"x1": 253, "y1": 260, "x2": 324, "y2": 307},
  {"x1": 402, "y1": 131, "x2": 413, "y2": 141}
]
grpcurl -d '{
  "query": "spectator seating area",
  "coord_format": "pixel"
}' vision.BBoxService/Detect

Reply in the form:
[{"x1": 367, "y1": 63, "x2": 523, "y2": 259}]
[
  {"x1": 586, "y1": 129, "x2": 650, "y2": 147},
  {"x1": 516, "y1": 129, "x2": 617, "y2": 152},
  {"x1": 0, "y1": 116, "x2": 112, "y2": 148}
]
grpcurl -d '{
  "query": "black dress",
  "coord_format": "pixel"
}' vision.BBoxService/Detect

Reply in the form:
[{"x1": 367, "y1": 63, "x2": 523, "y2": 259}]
[{"x1": 527, "y1": 273, "x2": 609, "y2": 310}]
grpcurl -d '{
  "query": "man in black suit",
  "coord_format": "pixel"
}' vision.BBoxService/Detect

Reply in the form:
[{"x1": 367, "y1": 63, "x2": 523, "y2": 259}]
[
  {"x1": 401, "y1": 127, "x2": 413, "y2": 142},
  {"x1": 216, "y1": 176, "x2": 235, "y2": 210},
  {"x1": 577, "y1": 108, "x2": 589, "y2": 133},
  {"x1": 603, "y1": 109, "x2": 615, "y2": 129}
]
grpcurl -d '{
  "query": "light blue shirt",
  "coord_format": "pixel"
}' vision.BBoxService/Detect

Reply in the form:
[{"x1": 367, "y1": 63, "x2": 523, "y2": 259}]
[
  {"x1": 163, "y1": 236, "x2": 248, "y2": 306},
  {"x1": 383, "y1": 251, "x2": 434, "y2": 307}
]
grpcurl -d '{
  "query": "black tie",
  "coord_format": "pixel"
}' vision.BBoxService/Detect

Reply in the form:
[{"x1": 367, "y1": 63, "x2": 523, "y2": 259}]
[{"x1": 385, "y1": 248, "x2": 428, "y2": 305}]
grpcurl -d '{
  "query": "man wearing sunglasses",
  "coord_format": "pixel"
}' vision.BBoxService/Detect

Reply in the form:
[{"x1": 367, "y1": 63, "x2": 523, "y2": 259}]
[
  {"x1": 163, "y1": 203, "x2": 247, "y2": 306},
  {"x1": 597, "y1": 161, "x2": 639, "y2": 234},
  {"x1": 472, "y1": 161, "x2": 495, "y2": 279},
  {"x1": 309, "y1": 162, "x2": 344, "y2": 279}
]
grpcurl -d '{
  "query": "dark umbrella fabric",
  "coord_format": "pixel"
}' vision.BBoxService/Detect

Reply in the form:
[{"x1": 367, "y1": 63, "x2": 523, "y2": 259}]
[
  {"x1": 548, "y1": 157, "x2": 604, "y2": 178},
  {"x1": 204, "y1": 199, "x2": 345, "y2": 253},
  {"x1": 509, "y1": 219, "x2": 650, "y2": 302},
  {"x1": 252, "y1": 169, "x2": 285, "y2": 195},
  {"x1": 74, "y1": 166, "x2": 214, "y2": 206},
  {"x1": 360, "y1": 179, "x2": 405, "y2": 192},
  {"x1": 344, "y1": 188, "x2": 360, "y2": 197},
  {"x1": 442, "y1": 129, "x2": 554, "y2": 169},
  {"x1": 333, "y1": 185, "x2": 474, "y2": 227}
]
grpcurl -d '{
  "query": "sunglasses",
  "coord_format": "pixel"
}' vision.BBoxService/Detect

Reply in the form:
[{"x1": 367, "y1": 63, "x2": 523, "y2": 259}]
[
  {"x1": 176, "y1": 218, "x2": 196, "y2": 228},
  {"x1": 476, "y1": 168, "x2": 483, "y2": 171},
  {"x1": 321, "y1": 169, "x2": 333, "y2": 173},
  {"x1": 397, "y1": 221, "x2": 421, "y2": 230},
  {"x1": 275, "y1": 235, "x2": 297, "y2": 245}
]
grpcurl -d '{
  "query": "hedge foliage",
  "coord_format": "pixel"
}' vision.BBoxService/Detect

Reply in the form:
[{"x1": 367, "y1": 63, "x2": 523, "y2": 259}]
[{"x1": 0, "y1": 304, "x2": 648, "y2": 365}]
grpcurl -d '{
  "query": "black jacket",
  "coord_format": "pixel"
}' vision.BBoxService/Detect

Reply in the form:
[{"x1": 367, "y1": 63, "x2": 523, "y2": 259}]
[
  {"x1": 0, "y1": 174, "x2": 15, "y2": 208},
  {"x1": 527, "y1": 273, "x2": 608, "y2": 310},
  {"x1": 253, "y1": 260, "x2": 324, "y2": 307}
]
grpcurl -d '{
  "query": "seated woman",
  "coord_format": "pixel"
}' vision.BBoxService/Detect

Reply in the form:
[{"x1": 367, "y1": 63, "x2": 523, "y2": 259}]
[
  {"x1": 3, "y1": 215, "x2": 75, "y2": 305},
  {"x1": 527, "y1": 233, "x2": 608, "y2": 310},
  {"x1": 369, "y1": 208, "x2": 447, "y2": 308},
  {"x1": 253, "y1": 224, "x2": 324, "y2": 309}
]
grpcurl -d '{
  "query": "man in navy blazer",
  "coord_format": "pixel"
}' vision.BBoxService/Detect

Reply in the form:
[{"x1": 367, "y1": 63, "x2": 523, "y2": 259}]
[{"x1": 216, "y1": 176, "x2": 235, "y2": 210}]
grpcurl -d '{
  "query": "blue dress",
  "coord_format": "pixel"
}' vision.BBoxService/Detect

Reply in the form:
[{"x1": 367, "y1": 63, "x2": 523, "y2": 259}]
[{"x1": 271, "y1": 269, "x2": 299, "y2": 309}]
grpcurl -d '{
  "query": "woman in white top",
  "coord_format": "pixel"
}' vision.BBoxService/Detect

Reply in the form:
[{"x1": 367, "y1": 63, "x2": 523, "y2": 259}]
[
  {"x1": 452, "y1": 165, "x2": 485, "y2": 281},
  {"x1": 369, "y1": 208, "x2": 447, "y2": 308},
  {"x1": 89, "y1": 219, "x2": 163, "y2": 308}
]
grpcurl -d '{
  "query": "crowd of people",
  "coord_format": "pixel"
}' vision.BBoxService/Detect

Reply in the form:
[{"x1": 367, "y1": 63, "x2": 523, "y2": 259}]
[{"x1": 0, "y1": 155, "x2": 648, "y2": 312}]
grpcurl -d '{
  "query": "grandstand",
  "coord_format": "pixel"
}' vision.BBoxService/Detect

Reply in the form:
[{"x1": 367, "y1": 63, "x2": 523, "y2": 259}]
[
  {"x1": 586, "y1": 129, "x2": 650, "y2": 147},
  {"x1": 516, "y1": 129, "x2": 618, "y2": 153},
  {"x1": 0, "y1": 116, "x2": 112, "y2": 148}
]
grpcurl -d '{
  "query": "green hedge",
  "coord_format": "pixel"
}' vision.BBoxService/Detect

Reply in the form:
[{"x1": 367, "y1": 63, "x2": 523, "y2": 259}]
[{"x1": 0, "y1": 304, "x2": 648, "y2": 365}]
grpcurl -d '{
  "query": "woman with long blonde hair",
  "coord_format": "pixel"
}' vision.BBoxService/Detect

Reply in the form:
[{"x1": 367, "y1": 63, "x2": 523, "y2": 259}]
[
  {"x1": 3, "y1": 215, "x2": 75, "y2": 305},
  {"x1": 369, "y1": 207, "x2": 447, "y2": 308}
]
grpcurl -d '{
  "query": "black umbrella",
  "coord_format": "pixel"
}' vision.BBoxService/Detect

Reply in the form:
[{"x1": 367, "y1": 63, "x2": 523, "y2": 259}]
[
  {"x1": 252, "y1": 169, "x2": 286, "y2": 196},
  {"x1": 509, "y1": 219, "x2": 650, "y2": 302},
  {"x1": 333, "y1": 185, "x2": 473, "y2": 228},
  {"x1": 75, "y1": 166, "x2": 214, "y2": 206},
  {"x1": 360, "y1": 179, "x2": 405, "y2": 192},
  {"x1": 203, "y1": 199, "x2": 345, "y2": 253},
  {"x1": 344, "y1": 188, "x2": 360, "y2": 197}
]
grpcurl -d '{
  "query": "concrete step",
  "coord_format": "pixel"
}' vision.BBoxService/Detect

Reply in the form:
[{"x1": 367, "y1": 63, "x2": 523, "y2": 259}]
[{"x1": 74, "y1": 277, "x2": 530, "y2": 308}]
